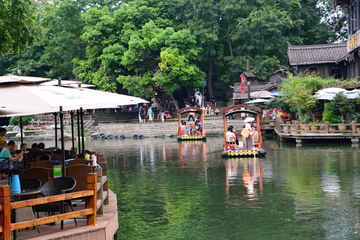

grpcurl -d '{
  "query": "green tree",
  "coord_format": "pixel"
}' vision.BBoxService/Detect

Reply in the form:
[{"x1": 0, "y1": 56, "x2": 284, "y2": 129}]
[
  {"x1": 0, "y1": 0, "x2": 40, "y2": 54},
  {"x1": 118, "y1": 21, "x2": 205, "y2": 110}
]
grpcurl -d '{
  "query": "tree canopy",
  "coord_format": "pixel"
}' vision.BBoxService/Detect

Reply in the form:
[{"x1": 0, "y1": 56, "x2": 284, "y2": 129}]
[
  {"x1": 0, "y1": 0, "x2": 40, "y2": 54},
  {"x1": 0, "y1": 0, "x2": 346, "y2": 104}
]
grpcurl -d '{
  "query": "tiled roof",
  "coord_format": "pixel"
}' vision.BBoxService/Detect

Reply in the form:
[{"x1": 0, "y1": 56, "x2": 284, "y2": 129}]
[{"x1": 288, "y1": 43, "x2": 347, "y2": 65}]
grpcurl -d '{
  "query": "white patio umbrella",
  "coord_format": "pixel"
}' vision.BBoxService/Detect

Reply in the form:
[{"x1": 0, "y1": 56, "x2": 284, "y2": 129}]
[
  {"x1": 245, "y1": 99, "x2": 270, "y2": 104},
  {"x1": 0, "y1": 83, "x2": 148, "y2": 176},
  {"x1": 0, "y1": 74, "x2": 50, "y2": 83},
  {"x1": 250, "y1": 91, "x2": 274, "y2": 99},
  {"x1": 346, "y1": 92, "x2": 360, "y2": 99},
  {"x1": 315, "y1": 93, "x2": 335, "y2": 101},
  {"x1": 0, "y1": 84, "x2": 147, "y2": 116},
  {"x1": 317, "y1": 88, "x2": 346, "y2": 94},
  {"x1": 40, "y1": 80, "x2": 95, "y2": 88}
]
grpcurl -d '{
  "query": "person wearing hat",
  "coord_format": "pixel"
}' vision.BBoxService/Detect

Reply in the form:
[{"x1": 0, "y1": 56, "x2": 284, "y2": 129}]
[{"x1": 245, "y1": 123, "x2": 253, "y2": 150}]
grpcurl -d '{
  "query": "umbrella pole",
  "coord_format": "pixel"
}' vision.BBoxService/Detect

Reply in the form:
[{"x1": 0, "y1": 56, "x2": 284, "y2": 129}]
[
  {"x1": 59, "y1": 106, "x2": 66, "y2": 177},
  {"x1": 20, "y1": 116, "x2": 23, "y2": 145},
  {"x1": 70, "y1": 111, "x2": 75, "y2": 155},
  {"x1": 53, "y1": 113, "x2": 58, "y2": 148},
  {"x1": 77, "y1": 110, "x2": 81, "y2": 155},
  {"x1": 80, "y1": 107, "x2": 85, "y2": 157}
]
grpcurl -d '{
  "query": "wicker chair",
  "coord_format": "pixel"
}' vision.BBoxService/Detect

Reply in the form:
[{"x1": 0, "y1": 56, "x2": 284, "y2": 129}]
[{"x1": 34, "y1": 177, "x2": 77, "y2": 229}]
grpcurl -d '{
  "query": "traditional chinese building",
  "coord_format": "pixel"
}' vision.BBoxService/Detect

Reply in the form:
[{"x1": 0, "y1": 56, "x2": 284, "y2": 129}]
[{"x1": 288, "y1": 43, "x2": 348, "y2": 79}]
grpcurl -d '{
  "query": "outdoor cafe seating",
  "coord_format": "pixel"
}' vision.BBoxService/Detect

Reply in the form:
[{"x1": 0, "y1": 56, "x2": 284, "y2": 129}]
[
  {"x1": 34, "y1": 176, "x2": 77, "y2": 229},
  {"x1": 0, "y1": 147, "x2": 109, "y2": 238}
]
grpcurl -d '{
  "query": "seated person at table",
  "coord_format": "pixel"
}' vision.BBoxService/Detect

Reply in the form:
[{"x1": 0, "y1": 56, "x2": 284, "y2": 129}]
[
  {"x1": 38, "y1": 142, "x2": 45, "y2": 151},
  {"x1": 40, "y1": 154, "x2": 51, "y2": 161},
  {"x1": 0, "y1": 128, "x2": 7, "y2": 149},
  {"x1": 191, "y1": 120, "x2": 202, "y2": 136},
  {"x1": 226, "y1": 127, "x2": 237, "y2": 150},
  {"x1": 28, "y1": 143, "x2": 39, "y2": 152},
  {"x1": 181, "y1": 121, "x2": 190, "y2": 136},
  {"x1": 0, "y1": 141, "x2": 24, "y2": 176},
  {"x1": 20, "y1": 143, "x2": 29, "y2": 154}
]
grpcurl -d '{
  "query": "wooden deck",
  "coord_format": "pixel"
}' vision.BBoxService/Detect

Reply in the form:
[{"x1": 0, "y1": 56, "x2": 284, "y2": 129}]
[{"x1": 274, "y1": 120, "x2": 360, "y2": 144}]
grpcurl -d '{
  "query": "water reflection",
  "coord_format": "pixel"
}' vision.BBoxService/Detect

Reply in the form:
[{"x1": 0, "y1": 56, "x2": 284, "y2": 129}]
[
  {"x1": 225, "y1": 158, "x2": 263, "y2": 203},
  {"x1": 25, "y1": 137, "x2": 360, "y2": 239}
]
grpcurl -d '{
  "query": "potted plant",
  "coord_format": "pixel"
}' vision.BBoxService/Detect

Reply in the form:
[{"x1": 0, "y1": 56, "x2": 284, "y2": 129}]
[
  {"x1": 322, "y1": 102, "x2": 342, "y2": 130},
  {"x1": 309, "y1": 120, "x2": 320, "y2": 130}
]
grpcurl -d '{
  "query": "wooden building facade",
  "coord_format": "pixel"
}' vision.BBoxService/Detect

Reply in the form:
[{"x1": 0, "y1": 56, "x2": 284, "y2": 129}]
[
  {"x1": 333, "y1": 0, "x2": 360, "y2": 80},
  {"x1": 288, "y1": 43, "x2": 348, "y2": 79}
]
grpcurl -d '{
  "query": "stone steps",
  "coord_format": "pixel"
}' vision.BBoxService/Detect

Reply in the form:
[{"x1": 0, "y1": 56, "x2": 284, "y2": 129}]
[{"x1": 95, "y1": 117, "x2": 247, "y2": 138}]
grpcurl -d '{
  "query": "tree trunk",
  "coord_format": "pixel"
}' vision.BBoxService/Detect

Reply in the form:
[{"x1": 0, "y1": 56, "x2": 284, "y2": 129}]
[
  {"x1": 207, "y1": 54, "x2": 214, "y2": 99},
  {"x1": 169, "y1": 92, "x2": 179, "y2": 111},
  {"x1": 227, "y1": 30, "x2": 234, "y2": 61},
  {"x1": 155, "y1": 96, "x2": 164, "y2": 109}
]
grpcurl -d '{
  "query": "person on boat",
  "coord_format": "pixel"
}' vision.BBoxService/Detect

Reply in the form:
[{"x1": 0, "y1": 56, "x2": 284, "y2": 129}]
[
  {"x1": 241, "y1": 126, "x2": 246, "y2": 149},
  {"x1": 181, "y1": 121, "x2": 190, "y2": 136},
  {"x1": 191, "y1": 120, "x2": 202, "y2": 136},
  {"x1": 252, "y1": 126, "x2": 259, "y2": 147},
  {"x1": 226, "y1": 127, "x2": 237, "y2": 150},
  {"x1": 244, "y1": 123, "x2": 253, "y2": 150},
  {"x1": 229, "y1": 125, "x2": 239, "y2": 148}
]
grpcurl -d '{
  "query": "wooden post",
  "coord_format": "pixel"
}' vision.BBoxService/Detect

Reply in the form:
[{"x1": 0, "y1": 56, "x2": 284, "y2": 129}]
[
  {"x1": 352, "y1": 121, "x2": 356, "y2": 134},
  {"x1": 0, "y1": 186, "x2": 11, "y2": 240},
  {"x1": 295, "y1": 121, "x2": 300, "y2": 134},
  {"x1": 87, "y1": 173, "x2": 97, "y2": 226},
  {"x1": 94, "y1": 167, "x2": 103, "y2": 214},
  {"x1": 286, "y1": 121, "x2": 290, "y2": 133},
  {"x1": 100, "y1": 162, "x2": 109, "y2": 205},
  {"x1": 325, "y1": 121, "x2": 329, "y2": 134}
]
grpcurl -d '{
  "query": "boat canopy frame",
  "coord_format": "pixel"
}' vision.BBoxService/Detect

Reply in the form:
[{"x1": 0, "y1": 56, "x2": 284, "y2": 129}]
[
  {"x1": 222, "y1": 105, "x2": 263, "y2": 150},
  {"x1": 177, "y1": 107, "x2": 204, "y2": 137}
]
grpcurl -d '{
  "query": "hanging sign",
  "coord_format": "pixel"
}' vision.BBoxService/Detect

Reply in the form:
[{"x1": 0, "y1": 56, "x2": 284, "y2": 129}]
[{"x1": 240, "y1": 74, "x2": 246, "y2": 93}]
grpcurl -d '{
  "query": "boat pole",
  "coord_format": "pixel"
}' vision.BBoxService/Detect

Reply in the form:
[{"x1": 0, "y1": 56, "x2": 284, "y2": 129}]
[{"x1": 223, "y1": 112, "x2": 227, "y2": 150}]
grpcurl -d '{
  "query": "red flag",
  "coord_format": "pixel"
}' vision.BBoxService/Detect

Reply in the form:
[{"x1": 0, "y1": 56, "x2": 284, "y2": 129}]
[{"x1": 240, "y1": 74, "x2": 246, "y2": 93}]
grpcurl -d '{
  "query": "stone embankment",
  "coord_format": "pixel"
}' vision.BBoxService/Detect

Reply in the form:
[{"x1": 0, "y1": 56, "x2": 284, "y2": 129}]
[{"x1": 96, "y1": 116, "x2": 246, "y2": 138}]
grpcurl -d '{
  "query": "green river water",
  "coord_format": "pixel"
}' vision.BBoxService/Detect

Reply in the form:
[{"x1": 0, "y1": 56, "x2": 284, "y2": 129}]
[{"x1": 36, "y1": 136, "x2": 360, "y2": 239}]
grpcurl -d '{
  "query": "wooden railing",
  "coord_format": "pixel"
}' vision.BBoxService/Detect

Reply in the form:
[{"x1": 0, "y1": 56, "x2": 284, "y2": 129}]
[
  {"x1": 274, "y1": 120, "x2": 360, "y2": 135},
  {"x1": 0, "y1": 173, "x2": 97, "y2": 240}
]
